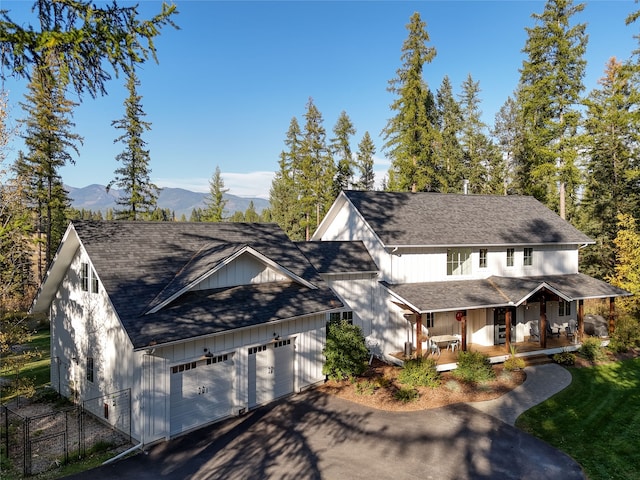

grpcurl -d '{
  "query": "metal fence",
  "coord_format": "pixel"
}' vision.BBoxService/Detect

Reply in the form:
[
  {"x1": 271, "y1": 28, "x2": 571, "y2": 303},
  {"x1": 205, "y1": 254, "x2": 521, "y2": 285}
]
[{"x1": 1, "y1": 388, "x2": 132, "y2": 477}]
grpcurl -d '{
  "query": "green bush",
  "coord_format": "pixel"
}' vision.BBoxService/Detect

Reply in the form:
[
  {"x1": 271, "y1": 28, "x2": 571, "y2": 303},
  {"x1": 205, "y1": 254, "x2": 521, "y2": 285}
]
[
  {"x1": 504, "y1": 356, "x2": 526, "y2": 371},
  {"x1": 354, "y1": 379, "x2": 376, "y2": 396},
  {"x1": 452, "y1": 351, "x2": 495, "y2": 383},
  {"x1": 398, "y1": 357, "x2": 440, "y2": 388},
  {"x1": 553, "y1": 351, "x2": 576, "y2": 366},
  {"x1": 609, "y1": 315, "x2": 640, "y2": 352},
  {"x1": 394, "y1": 386, "x2": 419, "y2": 403},
  {"x1": 579, "y1": 337, "x2": 606, "y2": 362},
  {"x1": 322, "y1": 319, "x2": 369, "y2": 381}
]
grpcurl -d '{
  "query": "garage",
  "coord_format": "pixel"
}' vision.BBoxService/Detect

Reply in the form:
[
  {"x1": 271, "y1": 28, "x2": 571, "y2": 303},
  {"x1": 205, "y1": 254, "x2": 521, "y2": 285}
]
[
  {"x1": 248, "y1": 338, "x2": 294, "y2": 408},
  {"x1": 169, "y1": 353, "x2": 235, "y2": 436}
]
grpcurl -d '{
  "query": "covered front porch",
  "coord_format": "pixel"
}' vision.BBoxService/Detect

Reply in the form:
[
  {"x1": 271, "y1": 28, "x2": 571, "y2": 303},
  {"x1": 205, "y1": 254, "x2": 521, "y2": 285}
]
[
  {"x1": 392, "y1": 334, "x2": 585, "y2": 371},
  {"x1": 383, "y1": 273, "x2": 629, "y2": 371}
]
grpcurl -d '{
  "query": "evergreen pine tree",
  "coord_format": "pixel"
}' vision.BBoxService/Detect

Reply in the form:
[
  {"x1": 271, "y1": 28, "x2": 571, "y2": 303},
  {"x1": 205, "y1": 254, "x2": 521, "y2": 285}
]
[
  {"x1": 434, "y1": 76, "x2": 464, "y2": 193},
  {"x1": 18, "y1": 58, "x2": 82, "y2": 277},
  {"x1": 244, "y1": 201, "x2": 259, "y2": 222},
  {"x1": 202, "y1": 166, "x2": 228, "y2": 222},
  {"x1": 354, "y1": 131, "x2": 376, "y2": 190},
  {"x1": 330, "y1": 111, "x2": 356, "y2": 196},
  {"x1": 578, "y1": 58, "x2": 640, "y2": 279},
  {"x1": 516, "y1": 0, "x2": 587, "y2": 219},
  {"x1": 107, "y1": 66, "x2": 159, "y2": 220},
  {"x1": 492, "y1": 96, "x2": 523, "y2": 195},
  {"x1": 299, "y1": 98, "x2": 334, "y2": 240},
  {"x1": 382, "y1": 12, "x2": 439, "y2": 192}
]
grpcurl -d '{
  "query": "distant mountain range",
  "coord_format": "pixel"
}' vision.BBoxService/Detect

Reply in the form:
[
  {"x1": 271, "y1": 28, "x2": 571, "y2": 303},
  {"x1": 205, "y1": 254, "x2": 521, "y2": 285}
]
[{"x1": 66, "y1": 184, "x2": 270, "y2": 219}]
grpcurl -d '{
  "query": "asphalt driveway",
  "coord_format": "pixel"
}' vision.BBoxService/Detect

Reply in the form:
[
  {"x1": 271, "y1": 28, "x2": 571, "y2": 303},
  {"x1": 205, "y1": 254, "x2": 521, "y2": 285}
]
[{"x1": 67, "y1": 388, "x2": 585, "y2": 480}]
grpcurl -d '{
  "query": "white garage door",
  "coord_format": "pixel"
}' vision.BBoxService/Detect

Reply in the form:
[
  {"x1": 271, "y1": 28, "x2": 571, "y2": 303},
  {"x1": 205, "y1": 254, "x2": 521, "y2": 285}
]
[
  {"x1": 170, "y1": 353, "x2": 235, "y2": 436},
  {"x1": 248, "y1": 338, "x2": 294, "y2": 408}
]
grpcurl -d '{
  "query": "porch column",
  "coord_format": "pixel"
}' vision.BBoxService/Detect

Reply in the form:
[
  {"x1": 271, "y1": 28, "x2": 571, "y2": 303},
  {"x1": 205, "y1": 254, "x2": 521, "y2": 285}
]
[
  {"x1": 578, "y1": 299, "x2": 584, "y2": 342},
  {"x1": 505, "y1": 309, "x2": 512, "y2": 353},
  {"x1": 609, "y1": 297, "x2": 616, "y2": 336},
  {"x1": 461, "y1": 313, "x2": 467, "y2": 351},
  {"x1": 540, "y1": 293, "x2": 547, "y2": 349},
  {"x1": 416, "y1": 314, "x2": 423, "y2": 357}
]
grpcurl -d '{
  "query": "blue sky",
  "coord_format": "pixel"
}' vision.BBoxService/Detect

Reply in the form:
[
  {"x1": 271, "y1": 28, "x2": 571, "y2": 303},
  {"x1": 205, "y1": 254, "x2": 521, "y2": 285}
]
[{"x1": 2, "y1": 0, "x2": 638, "y2": 199}]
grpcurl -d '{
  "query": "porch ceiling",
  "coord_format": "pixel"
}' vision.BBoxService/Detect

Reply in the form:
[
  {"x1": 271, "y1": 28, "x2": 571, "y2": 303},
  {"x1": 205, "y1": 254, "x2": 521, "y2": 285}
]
[{"x1": 382, "y1": 273, "x2": 631, "y2": 314}]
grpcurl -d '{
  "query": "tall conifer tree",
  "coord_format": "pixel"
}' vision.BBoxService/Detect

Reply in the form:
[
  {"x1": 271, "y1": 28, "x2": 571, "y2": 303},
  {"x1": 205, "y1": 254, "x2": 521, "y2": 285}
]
[
  {"x1": 354, "y1": 132, "x2": 376, "y2": 191},
  {"x1": 202, "y1": 166, "x2": 228, "y2": 222},
  {"x1": 382, "y1": 12, "x2": 439, "y2": 192},
  {"x1": 331, "y1": 111, "x2": 356, "y2": 196},
  {"x1": 435, "y1": 76, "x2": 464, "y2": 192},
  {"x1": 516, "y1": 0, "x2": 587, "y2": 219},
  {"x1": 299, "y1": 98, "x2": 333, "y2": 240},
  {"x1": 108, "y1": 66, "x2": 159, "y2": 220},
  {"x1": 578, "y1": 58, "x2": 640, "y2": 279},
  {"x1": 18, "y1": 58, "x2": 82, "y2": 277}
]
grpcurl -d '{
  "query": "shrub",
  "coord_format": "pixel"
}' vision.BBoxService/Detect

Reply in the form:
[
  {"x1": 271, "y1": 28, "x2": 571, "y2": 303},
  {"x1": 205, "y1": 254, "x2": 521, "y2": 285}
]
[
  {"x1": 394, "y1": 387, "x2": 419, "y2": 403},
  {"x1": 354, "y1": 380, "x2": 376, "y2": 396},
  {"x1": 452, "y1": 351, "x2": 495, "y2": 383},
  {"x1": 609, "y1": 315, "x2": 640, "y2": 352},
  {"x1": 579, "y1": 337, "x2": 606, "y2": 362},
  {"x1": 504, "y1": 356, "x2": 525, "y2": 371},
  {"x1": 553, "y1": 351, "x2": 576, "y2": 366},
  {"x1": 398, "y1": 357, "x2": 440, "y2": 388},
  {"x1": 322, "y1": 320, "x2": 369, "y2": 381}
]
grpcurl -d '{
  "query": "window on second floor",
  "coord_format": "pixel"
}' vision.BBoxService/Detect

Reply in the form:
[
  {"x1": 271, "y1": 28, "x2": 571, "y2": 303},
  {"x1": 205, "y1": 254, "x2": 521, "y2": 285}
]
[
  {"x1": 81, "y1": 262, "x2": 99, "y2": 294},
  {"x1": 506, "y1": 248, "x2": 515, "y2": 267},
  {"x1": 524, "y1": 247, "x2": 533, "y2": 266},
  {"x1": 86, "y1": 356, "x2": 94, "y2": 383},
  {"x1": 479, "y1": 249, "x2": 488, "y2": 269},
  {"x1": 447, "y1": 248, "x2": 471, "y2": 276}
]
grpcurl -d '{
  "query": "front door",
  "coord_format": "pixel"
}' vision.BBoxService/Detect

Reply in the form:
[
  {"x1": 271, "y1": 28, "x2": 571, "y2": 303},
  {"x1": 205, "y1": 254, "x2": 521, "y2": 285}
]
[{"x1": 494, "y1": 307, "x2": 516, "y2": 345}]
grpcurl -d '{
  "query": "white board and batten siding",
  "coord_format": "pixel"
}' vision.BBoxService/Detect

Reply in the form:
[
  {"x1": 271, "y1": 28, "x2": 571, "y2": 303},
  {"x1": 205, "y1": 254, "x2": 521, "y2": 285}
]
[
  {"x1": 158, "y1": 312, "x2": 327, "y2": 438},
  {"x1": 194, "y1": 252, "x2": 289, "y2": 291},
  {"x1": 322, "y1": 274, "x2": 376, "y2": 337}
]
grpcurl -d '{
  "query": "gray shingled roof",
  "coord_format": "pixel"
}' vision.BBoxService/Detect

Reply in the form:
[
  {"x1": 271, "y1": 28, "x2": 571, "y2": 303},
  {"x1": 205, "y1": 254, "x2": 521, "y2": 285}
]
[
  {"x1": 384, "y1": 274, "x2": 630, "y2": 313},
  {"x1": 296, "y1": 241, "x2": 379, "y2": 274},
  {"x1": 343, "y1": 191, "x2": 594, "y2": 247},
  {"x1": 69, "y1": 221, "x2": 341, "y2": 349}
]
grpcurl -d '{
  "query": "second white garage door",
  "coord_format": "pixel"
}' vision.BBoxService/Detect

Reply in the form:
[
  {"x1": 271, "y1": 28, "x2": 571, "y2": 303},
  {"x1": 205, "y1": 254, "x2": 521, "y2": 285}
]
[{"x1": 248, "y1": 338, "x2": 294, "y2": 408}]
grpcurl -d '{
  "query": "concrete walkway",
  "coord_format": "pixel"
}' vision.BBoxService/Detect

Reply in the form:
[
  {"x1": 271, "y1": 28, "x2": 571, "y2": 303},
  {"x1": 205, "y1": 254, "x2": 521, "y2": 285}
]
[{"x1": 468, "y1": 363, "x2": 573, "y2": 425}]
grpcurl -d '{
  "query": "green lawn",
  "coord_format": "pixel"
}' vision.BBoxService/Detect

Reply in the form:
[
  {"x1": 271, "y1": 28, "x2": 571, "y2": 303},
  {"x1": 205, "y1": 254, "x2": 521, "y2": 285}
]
[
  {"x1": 0, "y1": 328, "x2": 51, "y2": 403},
  {"x1": 516, "y1": 358, "x2": 640, "y2": 480}
]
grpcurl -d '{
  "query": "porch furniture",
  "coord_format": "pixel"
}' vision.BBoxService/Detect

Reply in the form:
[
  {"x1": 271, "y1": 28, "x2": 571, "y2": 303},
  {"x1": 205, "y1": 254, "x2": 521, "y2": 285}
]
[
  {"x1": 546, "y1": 323, "x2": 561, "y2": 338},
  {"x1": 566, "y1": 319, "x2": 577, "y2": 342},
  {"x1": 430, "y1": 334, "x2": 460, "y2": 350},
  {"x1": 447, "y1": 339, "x2": 460, "y2": 352},
  {"x1": 423, "y1": 339, "x2": 440, "y2": 357},
  {"x1": 530, "y1": 323, "x2": 540, "y2": 342}
]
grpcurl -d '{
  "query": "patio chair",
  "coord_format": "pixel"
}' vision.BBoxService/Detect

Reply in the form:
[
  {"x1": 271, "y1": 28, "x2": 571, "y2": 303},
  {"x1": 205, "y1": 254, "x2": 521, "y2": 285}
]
[
  {"x1": 448, "y1": 339, "x2": 460, "y2": 352},
  {"x1": 424, "y1": 339, "x2": 440, "y2": 357},
  {"x1": 546, "y1": 322, "x2": 561, "y2": 338},
  {"x1": 530, "y1": 323, "x2": 540, "y2": 342},
  {"x1": 566, "y1": 319, "x2": 577, "y2": 341}
]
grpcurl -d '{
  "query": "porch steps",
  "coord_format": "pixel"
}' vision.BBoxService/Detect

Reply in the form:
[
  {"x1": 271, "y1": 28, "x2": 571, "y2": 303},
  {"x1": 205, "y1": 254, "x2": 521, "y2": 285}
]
[{"x1": 523, "y1": 354, "x2": 554, "y2": 367}]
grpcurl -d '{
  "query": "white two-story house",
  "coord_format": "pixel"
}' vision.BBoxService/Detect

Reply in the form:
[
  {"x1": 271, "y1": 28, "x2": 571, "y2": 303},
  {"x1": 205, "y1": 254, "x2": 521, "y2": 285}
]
[{"x1": 311, "y1": 191, "x2": 630, "y2": 364}]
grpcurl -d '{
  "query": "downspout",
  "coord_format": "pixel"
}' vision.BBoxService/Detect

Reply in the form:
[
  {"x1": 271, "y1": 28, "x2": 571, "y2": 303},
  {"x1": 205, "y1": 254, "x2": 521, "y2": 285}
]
[{"x1": 102, "y1": 443, "x2": 144, "y2": 465}]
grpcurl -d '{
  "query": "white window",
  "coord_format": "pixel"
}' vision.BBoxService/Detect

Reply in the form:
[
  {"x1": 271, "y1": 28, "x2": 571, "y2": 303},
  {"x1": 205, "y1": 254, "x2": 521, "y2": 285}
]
[
  {"x1": 524, "y1": 248, "x2": 533, "y2": 266},
  {"x1": 506, "y1": 248, "x2": 514, "y2": 267},
  {"x1": 447, "y1": 248, "x2": 471, "y2": 276},
  {"x1": 86, "y1": 357, "x2": 94, "y2": 383},
  {"x1": 81, "y1": 262, "x2": 99, "y2": 293},
  {"x1": 329, "y1": 311, "x2": 353, "y2": 324},
  {"x1": 559, "y1": 300, "x2": 571, "y2": 316},
  {"x1": 479, "y1": 249, "x2": 488, "y2": 269}
]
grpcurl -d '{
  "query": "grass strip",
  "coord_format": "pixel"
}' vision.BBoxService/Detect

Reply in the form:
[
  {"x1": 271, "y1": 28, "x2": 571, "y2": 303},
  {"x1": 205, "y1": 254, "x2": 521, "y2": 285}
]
[{"x1": 516, "y1": 358, "x2": 640, "y2": 480}]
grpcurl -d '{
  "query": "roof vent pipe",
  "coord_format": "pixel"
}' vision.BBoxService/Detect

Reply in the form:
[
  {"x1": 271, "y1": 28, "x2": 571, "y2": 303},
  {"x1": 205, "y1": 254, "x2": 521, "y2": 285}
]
[{"x1": 463, "y1": 179, "x2": 469, "y2": 195}]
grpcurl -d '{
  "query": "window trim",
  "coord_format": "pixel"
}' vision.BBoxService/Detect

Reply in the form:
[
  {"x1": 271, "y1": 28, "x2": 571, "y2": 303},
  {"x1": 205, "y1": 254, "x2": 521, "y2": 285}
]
[
  {"x1": 81, "y1": 263, "x2": 89, "y2": 292},
  {"x1": 524, "y1": 247, "x2": 533, "y2": 267},
  {"x1": 447, "y1": 248, "x2": 472, "y2": 276},
  {"x1": 559, "y1": 300, "x2": 571, "y2": 317},
  {"x1": 86, "y1": 356, "x2": 94, "y2": 383},
  {"x1": 479, "y1": 249, "x2": 488, "y2": 269},
  {"x1": 506, "y1": 248, "x2": 515, "y2": 267}
]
